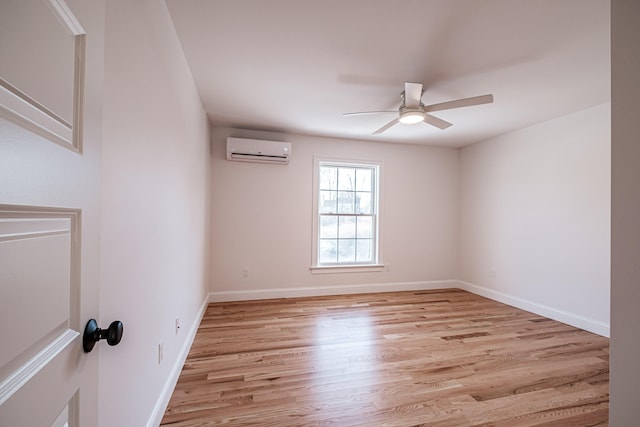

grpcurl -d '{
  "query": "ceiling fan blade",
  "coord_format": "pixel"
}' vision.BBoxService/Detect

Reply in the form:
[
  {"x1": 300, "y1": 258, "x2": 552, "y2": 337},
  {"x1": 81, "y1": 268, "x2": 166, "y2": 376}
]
[
  {"x1": 424, "y1": 94, "x2": 494, "y2": 113},
  {"x1": 423, "y1": 113, "x2": 453, "y2": 130},
  {"x1": 404, "y1": 82, "x2": 423, "y2": 108},
  {"x1": 343, "y1": 110, "x2": 397, "y2": 117},
  {"x1": 373, "y1": 118, "x2": 400, "y2": 135}
]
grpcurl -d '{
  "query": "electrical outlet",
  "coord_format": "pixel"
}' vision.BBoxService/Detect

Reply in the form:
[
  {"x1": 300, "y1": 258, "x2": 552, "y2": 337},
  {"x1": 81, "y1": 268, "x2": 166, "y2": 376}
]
[
  {"x1": 175, "y1": 317, "x2": 180, "y2": 335},
  {"x1": 491, "y1": 269, "x2": 497, "y2": 279},
  {"x1": 242, "y1": 267, "x2": 249, "y2": 277},
  {"x1": 158, "y1": 341, "x2": 164, "y2": 364},
  {"x1": 385, "y1": 264, "x2": 391, "y2": 272}
]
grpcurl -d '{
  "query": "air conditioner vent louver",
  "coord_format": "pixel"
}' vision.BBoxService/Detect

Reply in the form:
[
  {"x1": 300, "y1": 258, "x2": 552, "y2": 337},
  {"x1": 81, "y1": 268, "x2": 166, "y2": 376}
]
[{"x1": 226, "y1": 137, "x2": 291, "y2": 164}]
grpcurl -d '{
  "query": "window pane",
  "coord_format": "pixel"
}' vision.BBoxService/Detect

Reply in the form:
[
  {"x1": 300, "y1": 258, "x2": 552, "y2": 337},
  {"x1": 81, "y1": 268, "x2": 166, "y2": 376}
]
[
  {"x1": 356, "y1": 168, "x2": 372, "y2": 192},
  {"x1": 338, "y1": 168, "x2": 355, "y2": 191},
  {"x1": 319, "y1": 190, "x2": 337, "y2": 213},
  {"x1": 338, "y1": 239, "x2": 355, "y2": 263},
  {"x1": 337, "y1": 191, "x2": 354, "y2": 213},
  {"x1": 356, "y1": 216, "x2": 372, "y2": 238},
  {"x1": 356, "y1": 239, "x2": 372, "y2": 262},
  {"x1": 355, "y1": 192, "x2": 372, "y2": 214},
  {"x1": 319, "y1": 239, "x2": 337, "y2": 264},
  {"x1": 316, "y1": 161, "x2": 379, "y2": 267},
  {"x1": 338, "y1": 216, "x2": 356, "y2": 238},
  {"x1": 320, "y1": 216, "x2": 337, "y2": 238},
  {"x1": 319, "y1": 166, "x2": 337, "y2": 190}
]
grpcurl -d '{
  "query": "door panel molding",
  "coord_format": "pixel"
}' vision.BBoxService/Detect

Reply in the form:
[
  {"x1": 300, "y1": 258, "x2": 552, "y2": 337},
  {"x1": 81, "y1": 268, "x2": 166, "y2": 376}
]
[
  {"x1": 0, "y1": 329, "x2": 78, "y2": 406},
  {"x1": 0, "y1": 0, "x2": 85, "y2": 152},
  {"x1": 0, "y1": 206, "x2": 81, "y2": 406}
]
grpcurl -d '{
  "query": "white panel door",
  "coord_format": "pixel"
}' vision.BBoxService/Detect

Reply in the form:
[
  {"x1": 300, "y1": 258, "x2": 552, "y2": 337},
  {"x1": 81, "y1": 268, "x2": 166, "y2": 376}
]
[{"x1": 0, "y1": 0, "x2": 104, "y2": 425}]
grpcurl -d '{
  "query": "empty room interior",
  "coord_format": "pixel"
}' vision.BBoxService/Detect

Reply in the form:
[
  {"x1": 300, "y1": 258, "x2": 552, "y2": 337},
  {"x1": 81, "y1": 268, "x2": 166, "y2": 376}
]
[{"x1": 1, "y1": 0, "x2": 640, "y2": 426}]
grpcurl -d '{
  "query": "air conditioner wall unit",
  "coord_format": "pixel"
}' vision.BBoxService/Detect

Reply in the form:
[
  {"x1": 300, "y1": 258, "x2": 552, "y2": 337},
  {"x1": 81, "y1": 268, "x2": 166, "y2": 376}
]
[{"x1": 226, "y1": 137, "x2": 291, "y2": 164}]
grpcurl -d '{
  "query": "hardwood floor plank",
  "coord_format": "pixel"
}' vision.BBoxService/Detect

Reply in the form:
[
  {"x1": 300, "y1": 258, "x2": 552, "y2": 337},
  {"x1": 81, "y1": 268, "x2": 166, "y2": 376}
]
[{"x1": 161, "y1": 289, "x2": 609, "y2": 426}]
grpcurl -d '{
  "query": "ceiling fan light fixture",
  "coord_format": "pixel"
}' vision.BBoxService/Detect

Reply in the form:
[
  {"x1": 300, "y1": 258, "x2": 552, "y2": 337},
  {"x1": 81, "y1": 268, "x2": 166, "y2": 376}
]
[{"x1": 398, "y1": 110, "x2": 425, "y2": 124}]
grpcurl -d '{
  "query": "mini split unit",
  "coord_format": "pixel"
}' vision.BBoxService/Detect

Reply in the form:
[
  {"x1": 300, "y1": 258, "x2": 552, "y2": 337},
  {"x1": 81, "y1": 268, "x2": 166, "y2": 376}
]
[{"x1": 226, "y1": 137, "x2": 291, "y2": 164}]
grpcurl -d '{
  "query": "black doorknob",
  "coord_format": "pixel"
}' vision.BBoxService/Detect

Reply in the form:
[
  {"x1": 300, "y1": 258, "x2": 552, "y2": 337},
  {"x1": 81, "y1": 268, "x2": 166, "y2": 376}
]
[{"x1": 83, "y1": 319, "x2": 123, "y2": 353}]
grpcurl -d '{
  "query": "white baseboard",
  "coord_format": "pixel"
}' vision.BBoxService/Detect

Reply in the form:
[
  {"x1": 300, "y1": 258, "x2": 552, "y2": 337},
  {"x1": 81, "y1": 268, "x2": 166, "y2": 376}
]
[
  {"x1": 456, "y1": 280, "x2": 609, "y2": 337},
  {"x1": 209, "y1": 280, "x2": 459, "y2": 302},
  {"x1": 146, "y1": 294, "x2": 210, "y2": 427},
  {"x1": 208, "y1": 280, "x2": 609, "y2": 337}
]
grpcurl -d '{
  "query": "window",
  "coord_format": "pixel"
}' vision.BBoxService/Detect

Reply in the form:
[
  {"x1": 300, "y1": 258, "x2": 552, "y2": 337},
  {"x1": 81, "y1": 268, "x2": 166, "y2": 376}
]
[{"x1": 312, "y1": 158, "x2": 382, "y2": 271}]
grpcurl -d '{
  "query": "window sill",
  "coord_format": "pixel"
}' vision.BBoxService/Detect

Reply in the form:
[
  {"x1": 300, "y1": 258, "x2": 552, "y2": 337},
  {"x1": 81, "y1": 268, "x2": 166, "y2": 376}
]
[{"x1": 310, "y1": 264, "x2": 385, "y2": 274}]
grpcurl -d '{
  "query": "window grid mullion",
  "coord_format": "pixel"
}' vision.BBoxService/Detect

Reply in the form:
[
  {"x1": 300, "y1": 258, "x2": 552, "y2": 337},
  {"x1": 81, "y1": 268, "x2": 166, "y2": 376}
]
[
  {"x1": 336, "y1": 213, "x2": 340, "y2": 263},
  {"x1": 320, "y1": 213, "x2": 371, "y2": 217}
]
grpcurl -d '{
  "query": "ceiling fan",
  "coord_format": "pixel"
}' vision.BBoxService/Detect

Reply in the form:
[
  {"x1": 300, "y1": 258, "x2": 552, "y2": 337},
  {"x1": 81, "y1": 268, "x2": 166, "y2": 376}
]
[{"x1": 343, "y1": 82, "x2": 494, "y2": 135}]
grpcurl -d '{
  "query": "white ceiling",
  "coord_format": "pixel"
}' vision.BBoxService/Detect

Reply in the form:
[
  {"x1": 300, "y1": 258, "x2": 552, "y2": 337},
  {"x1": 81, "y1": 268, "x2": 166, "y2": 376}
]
[{"x1": 166, "y1": 0, "x2": 610, "y2": 148}]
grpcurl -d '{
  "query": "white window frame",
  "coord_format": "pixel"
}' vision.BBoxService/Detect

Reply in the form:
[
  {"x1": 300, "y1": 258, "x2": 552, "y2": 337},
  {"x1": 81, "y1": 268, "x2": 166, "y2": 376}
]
[{"x1": 311, "y1": 156, "x2": 384, "y2": 274}]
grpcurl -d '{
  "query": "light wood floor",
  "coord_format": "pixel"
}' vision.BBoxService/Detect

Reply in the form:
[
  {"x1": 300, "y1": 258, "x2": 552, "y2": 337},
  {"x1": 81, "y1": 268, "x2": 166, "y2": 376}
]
[{"x1": 160, "y1": 289, "x2": 609, "y2": 426}]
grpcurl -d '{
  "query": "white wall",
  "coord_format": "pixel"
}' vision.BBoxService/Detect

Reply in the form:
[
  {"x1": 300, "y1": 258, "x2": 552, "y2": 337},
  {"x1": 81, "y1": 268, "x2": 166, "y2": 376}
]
[
  {"x1": 210, "y1": 128, "x2": 459, "y2": 298},
  {"x1": 610, "y1": 0, "x2": 640, "y2": 424},
  {"x1": 459, "y1": 103, "x2": 611, "y2": 335},
  {"x1": 100, "y1": 1, "x2": 210, "y2": 426}
]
